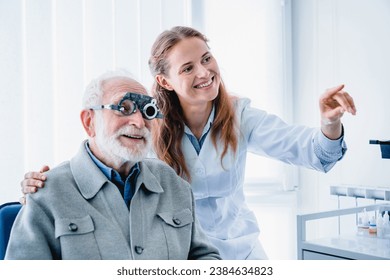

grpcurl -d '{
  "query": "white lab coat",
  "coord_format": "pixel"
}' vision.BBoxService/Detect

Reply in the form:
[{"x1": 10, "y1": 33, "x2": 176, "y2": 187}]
[{"x1": 183, "y1": 98, "x2": 346, "y2": 260}]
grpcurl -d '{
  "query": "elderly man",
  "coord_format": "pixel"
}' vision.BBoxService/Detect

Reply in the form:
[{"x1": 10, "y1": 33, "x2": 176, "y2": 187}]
[{"x1": 5, "y1": 70, "x2": 221, "y2": 260}]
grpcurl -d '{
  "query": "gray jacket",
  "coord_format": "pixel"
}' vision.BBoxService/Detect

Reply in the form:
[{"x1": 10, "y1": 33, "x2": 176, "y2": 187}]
[{"x1": 5, "y1": 141, "x2": 221, "y2": 260}]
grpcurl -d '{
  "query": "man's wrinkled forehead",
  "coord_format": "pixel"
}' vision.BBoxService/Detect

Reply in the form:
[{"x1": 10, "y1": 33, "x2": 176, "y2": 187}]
[{"x1": 102, "y1": 77, "x2": 147, "y2": 100}]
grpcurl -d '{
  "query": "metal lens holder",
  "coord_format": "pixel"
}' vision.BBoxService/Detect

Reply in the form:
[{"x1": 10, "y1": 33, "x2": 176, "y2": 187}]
[{"x1": 121, "y1": 92, "x2": 163, "y2": 120}]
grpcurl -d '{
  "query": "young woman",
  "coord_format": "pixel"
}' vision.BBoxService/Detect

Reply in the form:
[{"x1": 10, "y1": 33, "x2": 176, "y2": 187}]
[{"x1": 21, "y1": 26, "x2": 356, "y2": 259}]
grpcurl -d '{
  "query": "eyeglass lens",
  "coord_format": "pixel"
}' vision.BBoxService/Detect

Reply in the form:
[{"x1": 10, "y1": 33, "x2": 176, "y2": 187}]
[{"x1": 119, "y1": 99, "x2": 136, "y2": 115}]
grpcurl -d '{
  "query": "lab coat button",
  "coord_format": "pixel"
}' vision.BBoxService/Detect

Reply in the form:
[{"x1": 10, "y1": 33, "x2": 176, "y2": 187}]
[
  {"x1": 135, "y1": 246, "x2": 144, "y2": 254},
  {"x1": 68, "y1": 223, "x2": 78, "y2": 232},
  {"x1": 195, "y1": 168, "x2": 204, "y2": 175},
  {"x1": 173, "y1": 218, "x2": 181, "y2": 225}
]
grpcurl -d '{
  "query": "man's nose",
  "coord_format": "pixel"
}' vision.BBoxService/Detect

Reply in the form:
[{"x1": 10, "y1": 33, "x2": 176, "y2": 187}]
[{"x1": 128, "y1": 110, "x2": 145, "y2": 128}]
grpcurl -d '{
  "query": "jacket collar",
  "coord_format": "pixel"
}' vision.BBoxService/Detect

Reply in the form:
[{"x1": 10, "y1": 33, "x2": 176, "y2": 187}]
[
  {"x1": 70, "y1": 140, "x2": 163, "y2": 200},
  {"x1": 135, "y1": 161, "x2": 164, "y2": 194}
]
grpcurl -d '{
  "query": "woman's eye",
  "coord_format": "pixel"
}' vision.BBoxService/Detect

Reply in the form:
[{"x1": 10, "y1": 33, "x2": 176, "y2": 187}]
[
  {"x1": 182, "y1": 66, "x2": 193, "y2": 73},
  {"x1": 202, "y1": 56, "x2": 211, "y2": 63}
]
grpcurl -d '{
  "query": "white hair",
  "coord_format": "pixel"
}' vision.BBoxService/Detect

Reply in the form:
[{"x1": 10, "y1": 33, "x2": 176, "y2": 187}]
[
  {"x1": 94, "y1": 111, "x2": 151, "y2": 165},
  {"x1": 82, "y1": 69, "x2": 136, "y2": 108}
]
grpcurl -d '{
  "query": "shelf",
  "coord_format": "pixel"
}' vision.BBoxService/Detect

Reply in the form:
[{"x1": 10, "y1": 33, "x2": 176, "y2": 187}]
[{"x1": 330, "y1": 185, "x2": 390, "y2": 201}]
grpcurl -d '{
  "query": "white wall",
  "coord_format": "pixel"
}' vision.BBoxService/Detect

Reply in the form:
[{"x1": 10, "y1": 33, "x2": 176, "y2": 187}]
[
  {"x1": 292, "y1": 0, "x2": 390, "y2": 239},
  {"x1": 202, "y1": 0, "x2": 297, "y2": 189},
  {"x1": 0, "y1": 0, "x2": 192, "y2": 204}
]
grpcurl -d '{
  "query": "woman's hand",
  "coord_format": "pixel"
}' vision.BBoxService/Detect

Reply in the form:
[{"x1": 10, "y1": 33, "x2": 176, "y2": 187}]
[
  {"x1": 19, "y1": 165, "x2": 50, "y2": 204},
  {"x1": 319, "y1": 84, "x2": 356, "y2": 139}
]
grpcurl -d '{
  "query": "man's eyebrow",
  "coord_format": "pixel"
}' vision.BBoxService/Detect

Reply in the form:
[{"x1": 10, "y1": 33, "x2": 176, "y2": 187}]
[{"x1": 109, "y1": 93, "x2": 128, "y2": 104}]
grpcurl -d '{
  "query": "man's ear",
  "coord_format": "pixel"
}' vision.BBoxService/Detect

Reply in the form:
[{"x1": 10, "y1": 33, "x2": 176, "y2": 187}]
[
  {"x1": 80, "y1": 109, "x2": 96, "y2": 137},
  {"x1": 156, "y1": 75, "x2": 174, "y2": 91}
]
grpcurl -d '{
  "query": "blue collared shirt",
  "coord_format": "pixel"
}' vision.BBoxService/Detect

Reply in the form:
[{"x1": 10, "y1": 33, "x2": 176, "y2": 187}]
[
  {"x1": 184, "y1": 106, "x2": 215, "y2": 155},
  {"x1": 85, "y1": 142, "x2": 140, "y2": 207}
]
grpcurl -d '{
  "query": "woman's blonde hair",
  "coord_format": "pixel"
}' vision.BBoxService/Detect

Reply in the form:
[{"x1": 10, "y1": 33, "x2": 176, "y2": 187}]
[{"x1": 148, "y1": 26, "x2": 238, "y2": 180}]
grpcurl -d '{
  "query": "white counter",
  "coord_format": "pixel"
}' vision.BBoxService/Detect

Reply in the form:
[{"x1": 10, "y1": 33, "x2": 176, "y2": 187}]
[{"x1": 297, "y1": 203, "x2": 390, "y2": 260}]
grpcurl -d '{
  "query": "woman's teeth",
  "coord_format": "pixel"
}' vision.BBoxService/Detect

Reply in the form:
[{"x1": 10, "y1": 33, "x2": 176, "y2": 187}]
[{"x1": 195, "y1": 79, "x2": 212, "y2": 89}]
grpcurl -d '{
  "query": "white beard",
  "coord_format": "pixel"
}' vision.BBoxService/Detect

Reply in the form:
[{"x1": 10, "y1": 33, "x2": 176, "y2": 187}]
[{"x1": 94, "y1": 113, "x2": 151, "y2": 166}]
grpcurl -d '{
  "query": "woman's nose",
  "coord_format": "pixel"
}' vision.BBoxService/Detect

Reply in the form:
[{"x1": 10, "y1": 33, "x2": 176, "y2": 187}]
[{"x1": 196, "y1": 64, "x2": 210, "y2": 78}]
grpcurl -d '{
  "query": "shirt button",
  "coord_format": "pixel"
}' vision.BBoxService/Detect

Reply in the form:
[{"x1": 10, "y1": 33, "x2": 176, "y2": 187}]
[
  {"x1": 135, "y1": 246, "x2": 144, "y2": 254},
  {"x1": 68, "y1": 223, "x2": 78, "y2": 232},
  {"x1": 173, "y1": 218, "x2": 181, "y2": 225},
  {"x1": 195, "y1": 168, "x2": 205, "y2": 176}
]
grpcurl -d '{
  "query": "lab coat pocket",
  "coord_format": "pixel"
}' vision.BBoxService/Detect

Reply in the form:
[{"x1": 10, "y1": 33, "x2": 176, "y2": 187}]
[
  {"x1": 157, "y1": 208, "x2": 193, "y2": 259},
  {"x1": 55, "y1": 215, "x2": 100, "y2": 259}
]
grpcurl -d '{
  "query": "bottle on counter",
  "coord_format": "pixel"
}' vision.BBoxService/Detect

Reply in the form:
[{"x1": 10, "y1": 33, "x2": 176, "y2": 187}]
[
  {"x1": 357, "y1": 208, "x2": 370, "y2": 236},
  {"x1": 369, "y1": 216, "x2": 377, "y2": 235},
  {"x1": 376, "y1": 211, "x2": 384, "y2": 238},
  {"x1": 383, "y1": 211, "x2": 390, "y2": 238}
]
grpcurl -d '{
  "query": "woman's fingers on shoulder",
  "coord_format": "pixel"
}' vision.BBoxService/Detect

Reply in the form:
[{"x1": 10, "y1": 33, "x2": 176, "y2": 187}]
[
  {"x1": 21, "y1": 171, "x2": 47, "y2": 195},
  {"x1": 21, "y1": 178, "x2": 45, "y2": 189},
  {"x1": 21, "y1": 186, "x2": 38, "y2": 195},
  {"x1": 24, "y1": 171, "x2": 47, "y2": 180},
  {"x1": 40, "y1": 165, "x2": 50, "y2": 173}
]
